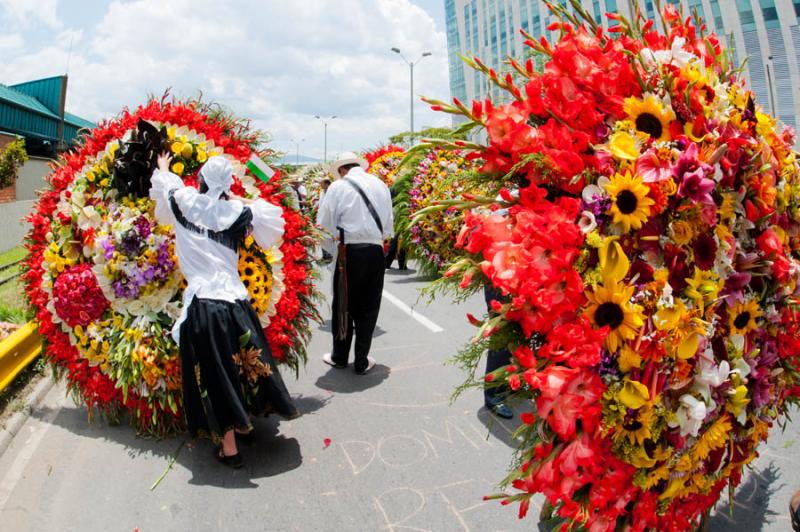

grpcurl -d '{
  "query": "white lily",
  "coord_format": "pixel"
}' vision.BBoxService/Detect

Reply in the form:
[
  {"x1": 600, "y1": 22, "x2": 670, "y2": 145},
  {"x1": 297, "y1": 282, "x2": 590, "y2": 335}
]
[{"x1": 671, "y1": 394, "x2": 707, "y2": 437}]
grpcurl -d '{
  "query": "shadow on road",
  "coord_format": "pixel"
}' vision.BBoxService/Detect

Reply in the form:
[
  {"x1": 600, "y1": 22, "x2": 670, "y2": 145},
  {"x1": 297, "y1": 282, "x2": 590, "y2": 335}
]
[
  {"x1": 384, "y1": 268, "x2": 418, "y2": 276},
  {"x1": 708, "y1": 461, "x2": 783, "y2": 531},
  {"x1": 317, "y1": 320, "x2": 385, "y2": 338},
  {"x1": 476, "y1": 406, "x2": 519, "y2": 449},
  {"x1": 314, "y1": 364, "x2": 390, "y2": 394},
  {"x1": 30, "y1": 402, "x2": 304, "y2": 489},
  {"x1": 292, "y1": 393, "x2": 331, "y2": 416}
]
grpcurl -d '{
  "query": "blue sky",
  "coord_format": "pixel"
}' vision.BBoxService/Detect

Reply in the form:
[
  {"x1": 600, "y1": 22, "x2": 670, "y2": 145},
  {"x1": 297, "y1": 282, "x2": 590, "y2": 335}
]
[{"x1": 0, "y1": 0, "x2": 451, "y2": 160}]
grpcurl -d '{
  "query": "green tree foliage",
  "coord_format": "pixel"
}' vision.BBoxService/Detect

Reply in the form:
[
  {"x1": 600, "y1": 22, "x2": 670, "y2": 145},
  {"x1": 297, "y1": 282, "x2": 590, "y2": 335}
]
[{"x1": 0, "y1": 139, "x2": 28, "y2": 189}]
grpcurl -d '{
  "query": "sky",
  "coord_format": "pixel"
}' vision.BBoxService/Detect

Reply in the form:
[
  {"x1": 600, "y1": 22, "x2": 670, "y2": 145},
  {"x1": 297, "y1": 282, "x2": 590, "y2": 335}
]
[{"x1": 0, "y1": 0, "x2": 451, "y2": 161}]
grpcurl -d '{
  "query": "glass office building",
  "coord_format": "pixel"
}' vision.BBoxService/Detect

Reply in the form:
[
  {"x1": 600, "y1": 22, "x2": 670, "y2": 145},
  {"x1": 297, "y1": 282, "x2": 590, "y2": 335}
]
[{"x1": 445, "y1": 0, "x2": 800, "y2": 128}]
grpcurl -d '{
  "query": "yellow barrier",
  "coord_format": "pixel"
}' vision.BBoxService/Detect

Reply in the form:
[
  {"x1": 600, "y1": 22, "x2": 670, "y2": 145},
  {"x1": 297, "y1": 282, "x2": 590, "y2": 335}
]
[{"x1": 0, "y1": 322, "x2": 41, "y2": 393}]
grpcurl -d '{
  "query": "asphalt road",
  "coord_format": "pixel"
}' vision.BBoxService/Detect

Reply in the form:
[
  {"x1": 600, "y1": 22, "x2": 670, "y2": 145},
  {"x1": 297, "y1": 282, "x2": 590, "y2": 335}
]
[{"x1": 0, "y1": 265, "x2": 798, "y2": 531}]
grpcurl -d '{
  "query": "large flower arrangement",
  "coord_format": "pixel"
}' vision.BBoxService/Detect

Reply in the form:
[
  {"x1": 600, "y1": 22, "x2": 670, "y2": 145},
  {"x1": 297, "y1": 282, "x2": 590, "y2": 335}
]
[
  {"x1": 406, "y1": 149, "x2": 482, "y2": 272},
  {"x1": 425, "y1": 4, "x2": 800, "y2": 530},
  {"x1": 365, "y1": 144, "x2": 406, "y2": 185},
  {"x1": 24, "y1": 98, "x2": 320, "y2": 435}
]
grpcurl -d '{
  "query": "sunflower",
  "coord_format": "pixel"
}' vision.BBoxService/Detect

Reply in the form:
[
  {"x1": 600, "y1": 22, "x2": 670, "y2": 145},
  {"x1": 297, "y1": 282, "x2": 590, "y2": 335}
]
[
  {"x1": 604, "y1": 171, "x2": 655, "y2": 233},
  {"x1": 614, "y1": 403, "x2": 655, "y2": 446},
  {"x1": 728, "y1": 298, "x2": 762, "y2": 335},
  {"x1": 585, "y1": 277, "x2": 645, "y2": 352},
  {"x1": 624, "y1": 95, "x2": 676, "y2": 141},
  {"x1": 238, "y1": 246, "x2": 274, "y2": 316}
]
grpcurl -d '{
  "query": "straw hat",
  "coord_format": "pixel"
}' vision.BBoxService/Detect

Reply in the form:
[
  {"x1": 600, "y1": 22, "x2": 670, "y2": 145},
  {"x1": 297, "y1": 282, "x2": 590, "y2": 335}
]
[{"x1": 330, "y1": 151, "x2": 368, "y2": 176}]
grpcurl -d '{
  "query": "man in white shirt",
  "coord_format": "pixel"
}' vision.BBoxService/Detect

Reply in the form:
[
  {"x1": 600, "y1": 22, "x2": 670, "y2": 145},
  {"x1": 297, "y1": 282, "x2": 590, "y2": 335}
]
[{"x1": 317, "y1": 152, "x2": 393, "y2": 374}]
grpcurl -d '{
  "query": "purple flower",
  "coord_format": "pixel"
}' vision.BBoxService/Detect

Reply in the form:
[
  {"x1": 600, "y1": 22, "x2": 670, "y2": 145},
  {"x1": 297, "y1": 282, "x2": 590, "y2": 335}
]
[{"x1": 674, "y1": 143, "x2": 715, "y2": 205}]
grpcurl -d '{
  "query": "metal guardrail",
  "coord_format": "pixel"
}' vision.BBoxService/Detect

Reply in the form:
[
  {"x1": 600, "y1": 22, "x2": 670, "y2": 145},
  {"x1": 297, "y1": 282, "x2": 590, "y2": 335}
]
[
  {"x1": 0, "y1": 322, "x2": 41, "y2": 393},
  {"x1": 0, "y1": 259, "x2": 22, "y2": 287}
]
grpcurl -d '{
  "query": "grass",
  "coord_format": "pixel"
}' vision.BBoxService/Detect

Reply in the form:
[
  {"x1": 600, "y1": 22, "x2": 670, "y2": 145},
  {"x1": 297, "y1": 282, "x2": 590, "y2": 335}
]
[{"x1": 0, "y1": 246, "x2": 30, "y2": 324}]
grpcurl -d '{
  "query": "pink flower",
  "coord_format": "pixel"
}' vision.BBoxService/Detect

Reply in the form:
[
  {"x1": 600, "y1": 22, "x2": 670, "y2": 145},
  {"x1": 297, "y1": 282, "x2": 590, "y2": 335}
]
[{"x1": 635, "y1": 148, "x2": 672, "y2": 183}]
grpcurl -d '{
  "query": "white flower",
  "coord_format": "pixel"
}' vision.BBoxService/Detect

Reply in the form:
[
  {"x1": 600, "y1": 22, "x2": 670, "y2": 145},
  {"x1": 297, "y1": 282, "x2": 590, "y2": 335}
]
[
  {"x1": 577, "y1": 211, "x2": 597, "y2": 233},
  {"x1": 730, "y1": 357, "x2": 751, "y2": 380},
  {"x1": 671, "y1": 394, "x2": 707, "y2": 437},
  {"x1": 582, "y1": 183, "x2": 605, "y2": 204},
  {"x1": 694, "y1": 353, "x2": 730, "y2": 401},
  {"x1": 640, "y1": 37, "x2": 697, "y2": 68}
]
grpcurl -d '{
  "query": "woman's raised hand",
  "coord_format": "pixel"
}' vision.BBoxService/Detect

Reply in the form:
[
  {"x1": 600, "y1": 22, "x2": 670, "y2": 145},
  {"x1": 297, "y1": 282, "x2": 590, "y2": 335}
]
[{"x1": 157, "y1": 152, "x2": 173, "y2": 172}]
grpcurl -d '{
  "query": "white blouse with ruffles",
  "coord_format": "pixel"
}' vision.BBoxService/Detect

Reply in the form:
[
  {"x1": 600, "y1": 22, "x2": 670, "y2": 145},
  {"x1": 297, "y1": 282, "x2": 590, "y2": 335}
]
[{"x1": 149, "y1": 169, "x2": 285, "y2": 344}]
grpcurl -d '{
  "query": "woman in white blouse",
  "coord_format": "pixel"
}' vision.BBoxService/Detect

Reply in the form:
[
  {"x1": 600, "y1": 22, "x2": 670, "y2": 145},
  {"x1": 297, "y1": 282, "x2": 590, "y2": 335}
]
[{"x1": 150, "y1": 153, "x2": 299, "y2": 468}]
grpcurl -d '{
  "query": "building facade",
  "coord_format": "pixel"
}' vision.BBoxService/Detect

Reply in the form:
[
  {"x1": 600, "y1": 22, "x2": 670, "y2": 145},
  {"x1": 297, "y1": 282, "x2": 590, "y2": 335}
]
[
  {"x1": 0, "y1": 75, "x2": 94, "y2": 157},
  {"x1": 444, "y1": 0, "x2": 800, "y2": 129}
]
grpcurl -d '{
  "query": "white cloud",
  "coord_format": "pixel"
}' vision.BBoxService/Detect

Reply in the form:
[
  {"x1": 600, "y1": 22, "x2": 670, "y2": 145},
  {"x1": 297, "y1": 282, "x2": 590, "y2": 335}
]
[
  {"x1": 0, "y1": 0, "x2": 451, "y2": 159},
  {"x1": 0, "y1": 0, "x2": 61, "y2": 29}
]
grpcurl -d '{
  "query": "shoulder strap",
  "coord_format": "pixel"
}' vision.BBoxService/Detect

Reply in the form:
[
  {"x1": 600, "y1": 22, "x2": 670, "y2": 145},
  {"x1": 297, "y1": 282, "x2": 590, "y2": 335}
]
[
  {"x1": 168, "y1": 190, "x2": 250, "y2": 252},
  {"x1": 343, "y1": 177, "x2": 383, "y2": 234}
]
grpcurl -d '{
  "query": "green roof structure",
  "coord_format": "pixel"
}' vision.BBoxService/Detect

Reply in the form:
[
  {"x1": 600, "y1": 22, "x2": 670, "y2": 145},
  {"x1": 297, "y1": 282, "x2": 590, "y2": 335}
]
[{"x1": 0, "y1": 75, "x2": 94, "y2": 150}]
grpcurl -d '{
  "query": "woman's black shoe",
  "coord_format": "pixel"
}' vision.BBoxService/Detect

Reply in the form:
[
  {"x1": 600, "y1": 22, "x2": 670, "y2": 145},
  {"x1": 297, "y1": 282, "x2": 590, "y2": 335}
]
[{"x1": 214, "y1": 447, "x2": 244, "y2": 468}]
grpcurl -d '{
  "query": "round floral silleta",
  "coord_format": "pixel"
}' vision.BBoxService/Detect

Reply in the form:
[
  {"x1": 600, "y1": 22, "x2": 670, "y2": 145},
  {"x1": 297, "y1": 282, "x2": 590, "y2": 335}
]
[
  {"x1": 24, "y1": 98, "x2": 320, "y2": 435},
  {"x1": 407, "y1": 149, "x2": 481, "y2": 272},
  {"x1": 365, "y1": 144, "x2": 406, "y2": 185},
  {"x1": 426, "y1": 5, "x2": 800, "y2": 531}
]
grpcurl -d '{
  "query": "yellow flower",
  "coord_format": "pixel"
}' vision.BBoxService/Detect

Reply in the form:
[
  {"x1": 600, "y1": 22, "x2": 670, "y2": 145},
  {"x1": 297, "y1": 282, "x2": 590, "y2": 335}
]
[
  {"x1": 197, "y1": 149, "x2": 208, "y2": 163},
  {"x1": 684, "y1": 268, "x2": 723, "y2": 313},
  {"x1": 728, "y1": 384, "x2": 750, "y2": 419},
  {"x1": 618, "y1": 344, "x2": 642, "y2": 372},
  {"x1": 608, "y1": 131, "x2": 641, "y2": 161},
  {"x1": 171, "y1": 162, "x2": 185, "y2": 176},
  {"x1": 604, "y1": 170, "x2": 655, "y2": 232},
  {"x1": 653, "y1": 299, "x2": 688, "y2": 331},
  {"x1": 690, "y1": 414, "x2": 731, "y2": 461},
  {"x1": 86, "y1": 171, "x2": 96, "y2": 183},
  {"x1": 728, "y1": 298, "x2": 762, "y2": 335},
  {"x1": 171, "y1": 141, "x2": 184, "y2": 155},
  {"x1": 598, "y1": 236, "x2": 630, "y2": 282},
  {"x1": 619, "y1": 378, "x2": 650, "y2": 409},
  {"x1": 180, "y1": 143, "x2": 194, "y2": 159},
  {"x1": 167, "y1": 126, "x2": 176, "y2": 140},
  {"x1": 624, "y1": 95, "x2": 675, "y2": 141},
  {"x1": 585, "y1": 277, "x2": 644, "y2": 352},
  {"x1": 669, "y1": 220, "x2": 694, "y2": 245}
]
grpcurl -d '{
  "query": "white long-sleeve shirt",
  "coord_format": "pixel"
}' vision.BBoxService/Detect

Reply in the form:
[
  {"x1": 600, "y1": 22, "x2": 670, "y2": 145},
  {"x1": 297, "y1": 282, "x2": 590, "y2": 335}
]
[
  {"x1": 316, "y1": 166, "x2": 393, "y2": 249},
  {"x1": 150, "y1": 169, "x2": 285, "y2": 344}
]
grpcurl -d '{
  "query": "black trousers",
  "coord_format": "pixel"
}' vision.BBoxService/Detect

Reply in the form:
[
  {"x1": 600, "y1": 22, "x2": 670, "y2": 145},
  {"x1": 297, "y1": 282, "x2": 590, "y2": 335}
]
[
  {"x1": 484, "y1": 285, "x2": 511, "y2": 405},
  {"x1": 385, "y1": 237, "x2": 407, "y2": 269},
  {"x1": 332, "y1": 244, "x2": 385, "y2": 372}
]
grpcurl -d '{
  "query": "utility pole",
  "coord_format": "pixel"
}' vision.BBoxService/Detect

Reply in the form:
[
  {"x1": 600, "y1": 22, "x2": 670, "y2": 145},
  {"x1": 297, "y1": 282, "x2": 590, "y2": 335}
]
[{"x1": 314, "y1": 116, "x2": 337, "y2": 163}]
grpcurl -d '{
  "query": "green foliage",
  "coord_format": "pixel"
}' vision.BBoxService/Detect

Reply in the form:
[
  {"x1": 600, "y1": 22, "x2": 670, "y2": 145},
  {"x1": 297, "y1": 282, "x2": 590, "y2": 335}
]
[
  {"x1": 389, "y1": 126, "x2": 466, "y2": 147},
  {"x1": 0, "y1": 139, "x2": 28, "y2": 189}
]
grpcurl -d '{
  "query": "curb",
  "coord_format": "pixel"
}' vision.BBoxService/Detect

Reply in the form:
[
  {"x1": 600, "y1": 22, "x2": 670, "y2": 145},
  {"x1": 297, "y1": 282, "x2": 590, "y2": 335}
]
[{"x1": 0, "y1": 375, "x2": 56, "y2": 458}]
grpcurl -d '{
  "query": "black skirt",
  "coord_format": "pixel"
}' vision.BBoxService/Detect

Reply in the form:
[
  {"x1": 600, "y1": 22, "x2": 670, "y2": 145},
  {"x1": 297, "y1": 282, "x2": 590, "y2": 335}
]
[{"x1": 179, "y1": 297, "x2": 299, "y2": 440}]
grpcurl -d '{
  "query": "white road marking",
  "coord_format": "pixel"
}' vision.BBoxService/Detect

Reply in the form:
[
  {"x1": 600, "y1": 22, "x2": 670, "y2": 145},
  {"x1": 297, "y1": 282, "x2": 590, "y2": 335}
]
[
  {"x1": 382, "y1": 290, "x2": 444, "y2": 333},
  {"x1": 0, "y1": 403, "x2": 59, "y2": 511}
]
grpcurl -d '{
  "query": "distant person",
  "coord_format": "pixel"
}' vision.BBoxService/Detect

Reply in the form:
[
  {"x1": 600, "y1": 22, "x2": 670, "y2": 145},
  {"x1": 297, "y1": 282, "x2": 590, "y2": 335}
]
[
  {"x1": 483, "y1": 285, "x2": 513, "y2": 419},
  {"x1": 318, "y1": 177, "x2": 332, "y2": 208},
  {"x1": 150, "y1": 153, "x2": 299, "y2": 468},
  {"x1": 384, "y1": 183, "x2": 407, "y2": 270},
  {"x1": 317, "y1": 152, "x2": 393, "y2": 374}
]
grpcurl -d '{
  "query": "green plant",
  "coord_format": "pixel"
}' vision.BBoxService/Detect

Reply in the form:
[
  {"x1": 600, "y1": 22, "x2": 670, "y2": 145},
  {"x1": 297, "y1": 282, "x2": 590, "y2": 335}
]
[{"x1": 0, "y1": 139, "x2": 28, "y2": 189}]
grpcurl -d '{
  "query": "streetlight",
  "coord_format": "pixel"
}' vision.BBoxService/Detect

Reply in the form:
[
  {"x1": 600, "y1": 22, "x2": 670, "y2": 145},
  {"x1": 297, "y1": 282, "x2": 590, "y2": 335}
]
[
  {"x1": 314, "y1": 115, "x2": 337, "y2": 163},
  {"x1": 391, "y1": 47, "x2": 432, "y2": 138},
  {"x1": 765, "y1": 55, "x2": 777, "y2": 117},
  {"x1": 290, "y1": 137, "x2": 305, "y2": 165}
]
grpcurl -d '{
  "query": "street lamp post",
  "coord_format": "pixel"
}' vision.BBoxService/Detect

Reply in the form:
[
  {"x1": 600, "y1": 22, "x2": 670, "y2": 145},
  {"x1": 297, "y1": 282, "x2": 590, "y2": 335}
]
[
  {"x1": 314, "y1": 115, "x2": 337, "y2": 163},
  {"x1": 391, "y1": 48, "x2": 431, "y2": 139},
  {"x1": 765, "y1": 55, "x2": 777, "y2": 117},
  {"x1": 290, "y1": 138, "x2": 305, "y2": 165}
]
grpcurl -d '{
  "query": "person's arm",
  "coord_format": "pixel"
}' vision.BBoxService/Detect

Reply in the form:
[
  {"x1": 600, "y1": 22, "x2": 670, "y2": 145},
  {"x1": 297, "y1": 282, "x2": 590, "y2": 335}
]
[
  {"x1": 316, "y1": 183, "x2": 338, "y2": 252},
  {"x1": 382, "y1": 185, "x2": 395, "y2": 240},
  {"x1": 149, "y1": 152, "x2": 184, "y2": 225},
  {"x1": 249, "y1": 199, "x2": 285, "y2": 249}
]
